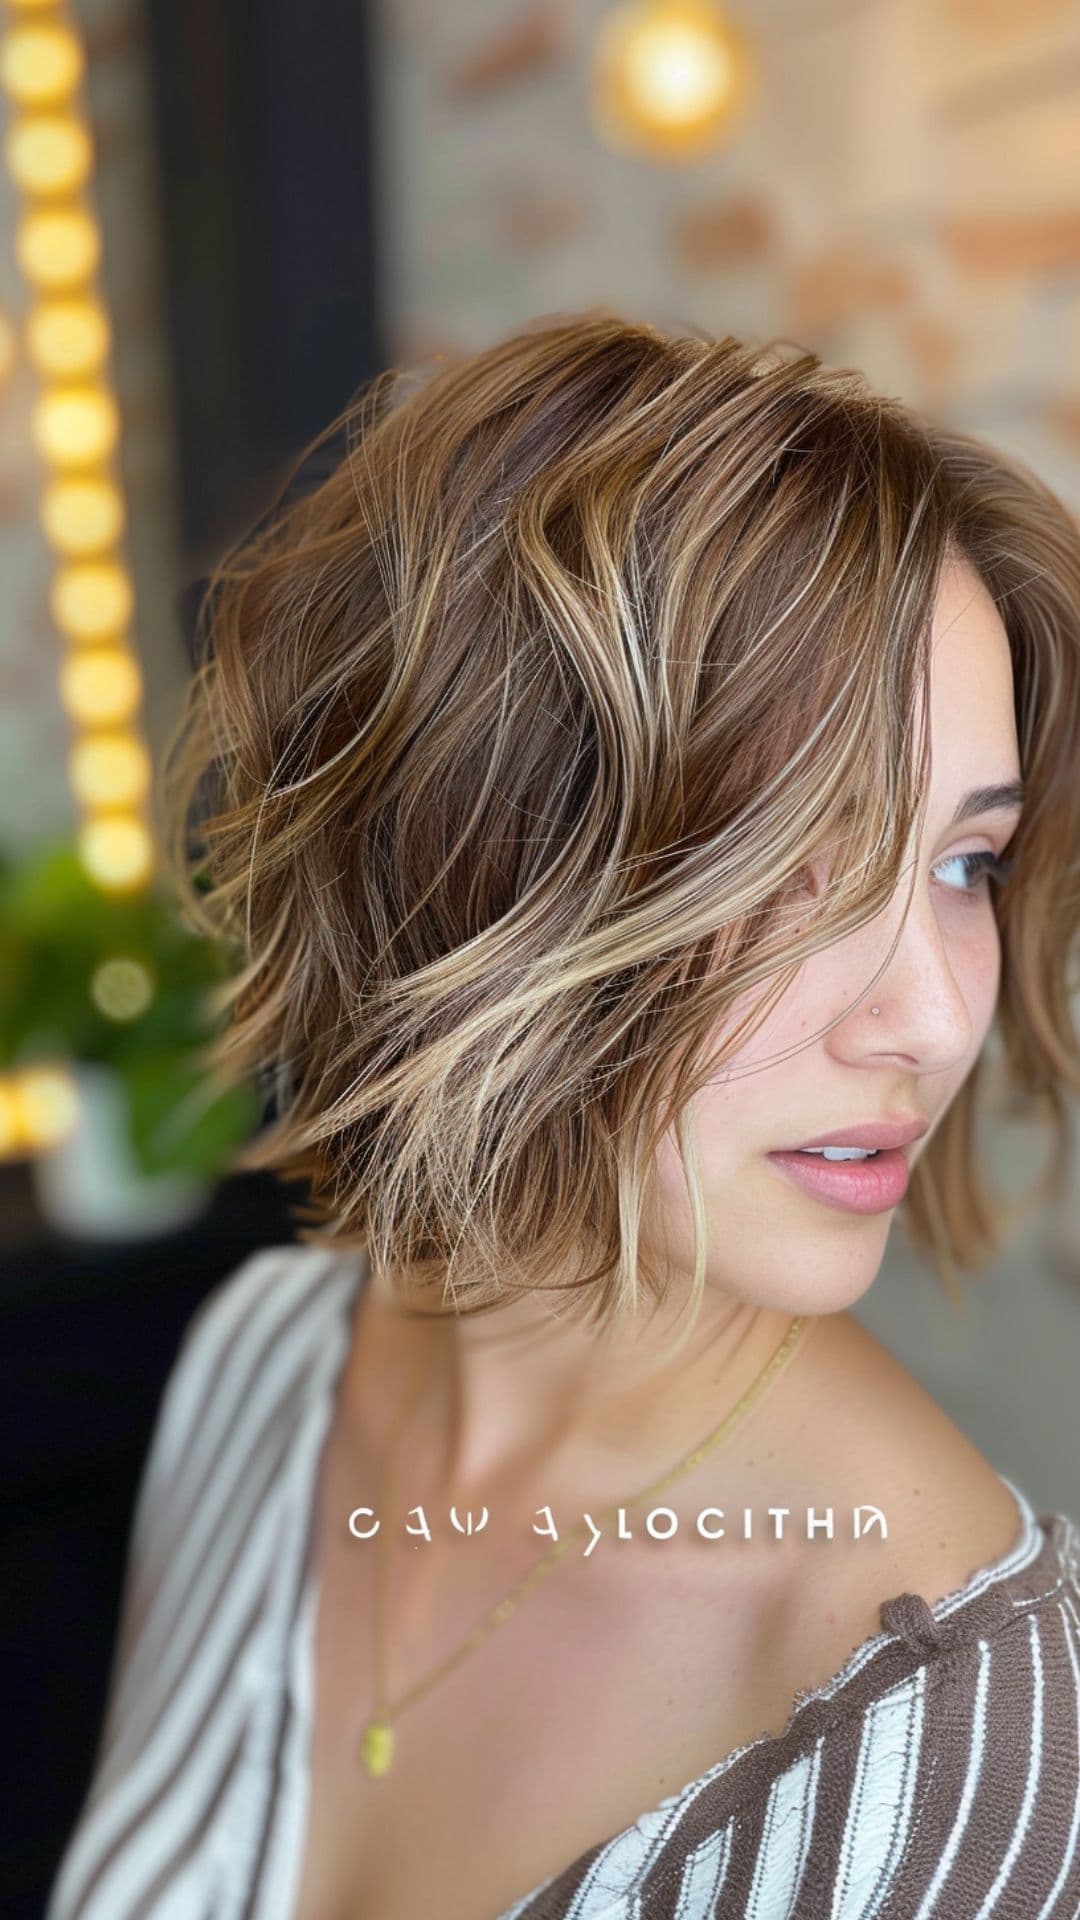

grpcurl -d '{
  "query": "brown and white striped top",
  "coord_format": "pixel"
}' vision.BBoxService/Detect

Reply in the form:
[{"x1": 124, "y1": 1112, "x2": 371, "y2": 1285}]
[{"x1": 47, "y1": 1243, "x2": 1080, "y2": 1919}]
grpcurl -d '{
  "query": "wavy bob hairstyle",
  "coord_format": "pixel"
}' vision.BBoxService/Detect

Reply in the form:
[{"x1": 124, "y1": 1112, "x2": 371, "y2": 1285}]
[{"x1": 161, "y1": 309, "x2": 1080, "y2": 1337}]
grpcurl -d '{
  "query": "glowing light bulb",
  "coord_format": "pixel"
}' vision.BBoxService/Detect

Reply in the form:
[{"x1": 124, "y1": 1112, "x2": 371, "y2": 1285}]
[
  {"x1": 15, "y1": 1062, "x2": 80, "y2": 1148},
  {"x1": 50, "y1": 560, "x2": 133, "y2": 641},
  {"x1": 16, "y1": 206, "x2": 100, "y2": 289},
  {"x1": 59, "y1": 647, "x2": 141, "y2": 726},
  {"x1": 41, "y1": 474, "x2": 125, "y2": 555},
  {"x1": 590, "y1": 0, "x2": 755, "y2": 161},
  {"x1": 26, "y1": 298, "x2": 110, "y2": 379},
  {"x1": 0, "y1": 23, "x2": 85, "y2": 107},
  {"x1": 5, "y1": 113, "x2": 92, "y2": 194},
  {"x1": 69, "y1": 730, "x2": 150, "y2": 808},
  {"x1": 78, "y1": 814, "x2": 155, "y2": 890},
  {"x1": 33, "y1": 384, "x2": 119, "y2": 467}
]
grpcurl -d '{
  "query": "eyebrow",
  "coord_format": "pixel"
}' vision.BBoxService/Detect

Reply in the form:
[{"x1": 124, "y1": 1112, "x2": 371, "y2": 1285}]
[{"x1": 949, "y1": 779, "x2": 1025, "y2": 826}]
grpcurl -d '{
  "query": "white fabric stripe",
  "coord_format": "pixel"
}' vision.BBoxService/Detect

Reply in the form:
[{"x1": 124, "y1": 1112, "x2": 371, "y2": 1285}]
[
  {"x1": 146, "y1": 1250, "x2": 313, "y2": 1483},
  {"x1": 110, "y1": 1343, "x2": 319, "y2": 1766},
  {"x1": 104, "y1": 1265, "x2": 345, "y2": 1743},
  {"x1": 259, "y1": 1573, "x2": 321, "y2": 1920},
  {"x1": 560, "y1": 1794, "x2": 696, "y2": 1918},
  {"x1": 1034, "y1": 1598, "x2": 1080, "y2": 1920},
  {"x1": 100, "y1": 1407, "x2": 294, "y2": 1781},
  {"x1": 911, "y1": 1638, "x2": 992, "y2": 1920},
  {"x1": 672, "y1": 1820, "x2": 734, "y2": 1920},
  {"x1": 86, "y1": 1255, "x2": 292, "y2": 1719},
  {"x1": 828, "y1": 1667, "x2": 927, "y2": 1920},
  {"x1": 161, "y1": 1252, "x2": 341, "y2": 1538},
  {"x1": 106, "y1": 1413, "x2": 294, "y2": 1771},
  {"x1": 45, "y1": 1663, "x2": 247, "y2": 1920},
  {"x1": 973, "y1": 1611, "x2": 1044, "y2": 1918},
  {"x1": 45, "y1": 1472, "x2": 285, "y2": 1915},
  {"x1": 745, "y1": 1737, "x2": 823, "y2": 1920},
  {"x1": 156, "y1": 1248, "x2": 338, "y2": 1515},
  {"x1": 108, "y1": 1848, "x2": 210, "y2": 1920},
  {"x1": 241, "y1": 1306, "x2": 361, "y2": 1920},
  {"x1": 495, "y1": 1873, "x2": 563, "y2": 1920}
]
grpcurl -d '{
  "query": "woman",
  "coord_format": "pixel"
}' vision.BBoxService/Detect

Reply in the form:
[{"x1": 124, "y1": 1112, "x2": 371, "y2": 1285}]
[{"x1": 49, "y1": 313, "x2": 1080, "y2": 1919}]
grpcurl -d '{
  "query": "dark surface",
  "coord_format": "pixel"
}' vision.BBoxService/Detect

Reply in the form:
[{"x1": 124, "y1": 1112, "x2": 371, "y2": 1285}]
[
  {"x1": 143, "y1": 0, "x2": 387, "y2": 570},
  {"x1": 3, "y1": 1162, "x2": 307, "y2": 1918}
]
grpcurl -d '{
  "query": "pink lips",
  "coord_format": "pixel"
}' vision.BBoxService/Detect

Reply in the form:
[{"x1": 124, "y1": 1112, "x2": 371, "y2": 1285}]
[
  {"x1": 788, "y1": 1117, "x2": 929, "y2": 1152},
  {"x1": 766, "y1": 1147, "x2": 911, "y2": 1215}
]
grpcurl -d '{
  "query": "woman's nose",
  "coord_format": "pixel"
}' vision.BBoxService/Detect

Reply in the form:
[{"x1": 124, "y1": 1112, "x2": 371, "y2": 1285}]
[{"x1": 830, "y1": 888, "x2": 978, "y2": 1076}]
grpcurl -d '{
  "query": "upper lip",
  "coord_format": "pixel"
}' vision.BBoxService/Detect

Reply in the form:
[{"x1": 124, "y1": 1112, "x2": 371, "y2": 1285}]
[{"x1": 781, "y1": 1116, "x2": 930, "y2": 1152}]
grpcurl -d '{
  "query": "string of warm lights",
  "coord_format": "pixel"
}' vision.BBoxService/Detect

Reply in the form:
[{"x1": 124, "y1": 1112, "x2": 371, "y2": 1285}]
[
  {"x1": 0, "y1": 0, "x2": 757, "y2": 1168},
  {"x1": 1, "y1": 0, "x2": 156, "y2": 1158}
]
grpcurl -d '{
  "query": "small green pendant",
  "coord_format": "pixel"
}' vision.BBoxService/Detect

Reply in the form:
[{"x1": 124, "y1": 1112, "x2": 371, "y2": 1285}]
[{"x1": 360, "y1": 1718, "x2": 394, "y2": 1776}]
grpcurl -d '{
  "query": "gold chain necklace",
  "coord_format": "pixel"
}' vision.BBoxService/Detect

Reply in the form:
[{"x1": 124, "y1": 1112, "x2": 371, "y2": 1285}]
[{"x1": 359, "y1": 1311, "x2": 810, "y2": 1776}]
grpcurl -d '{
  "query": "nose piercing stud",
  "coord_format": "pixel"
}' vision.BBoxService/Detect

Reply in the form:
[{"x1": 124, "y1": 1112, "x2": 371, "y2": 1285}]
[{"x1": 870, "y1": 1005, "x2": 881, "y2": 1015}]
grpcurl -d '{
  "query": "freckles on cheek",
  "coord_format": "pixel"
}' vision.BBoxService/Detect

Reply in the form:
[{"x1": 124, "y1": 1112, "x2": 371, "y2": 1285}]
[{"x1": 960, "y1": 921, "x2": 1003, "y2": 1039}]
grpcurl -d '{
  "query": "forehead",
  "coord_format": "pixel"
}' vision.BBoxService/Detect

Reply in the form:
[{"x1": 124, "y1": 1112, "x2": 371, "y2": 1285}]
[{"x1": 925, "y1": 558, "x2": 1018, "y2": 774}]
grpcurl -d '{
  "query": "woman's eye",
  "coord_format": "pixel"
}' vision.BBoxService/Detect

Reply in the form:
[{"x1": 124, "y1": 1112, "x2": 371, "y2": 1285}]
[{"x1": 932, "y1": 849, "x2": 1013, "y2": 899}]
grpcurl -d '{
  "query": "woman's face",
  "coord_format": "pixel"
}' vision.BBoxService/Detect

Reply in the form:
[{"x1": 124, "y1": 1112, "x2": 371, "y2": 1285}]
[{"x1": 654, "y1": 555, "x2": 1024, "y2": 1317}]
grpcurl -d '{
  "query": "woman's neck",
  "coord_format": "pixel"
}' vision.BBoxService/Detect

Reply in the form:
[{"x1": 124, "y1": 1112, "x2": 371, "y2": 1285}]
[{"x1": 341, "y1": 1257, "x2": 813, "y2": 1521}]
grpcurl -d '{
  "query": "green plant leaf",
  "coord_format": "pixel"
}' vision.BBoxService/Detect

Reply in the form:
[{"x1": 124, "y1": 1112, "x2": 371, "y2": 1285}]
[{"x1": 114, "y1": 1054, "x2": 261, "y2": 1178}]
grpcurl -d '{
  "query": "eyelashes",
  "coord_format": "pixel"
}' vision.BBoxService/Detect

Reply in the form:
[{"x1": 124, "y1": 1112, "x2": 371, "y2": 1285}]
[
  {"x1": 932, "y1": 849, "x2": 1013, "y2": 899},
  {"x1": 787, "y1": 847, "x2": 1015, "y2": 908}
]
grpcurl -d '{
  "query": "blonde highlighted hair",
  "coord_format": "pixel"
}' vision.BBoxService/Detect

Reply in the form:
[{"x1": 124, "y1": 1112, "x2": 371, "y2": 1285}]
[{"x1": 161, "y1": 310, "x2": 1080, "y2": 1334}]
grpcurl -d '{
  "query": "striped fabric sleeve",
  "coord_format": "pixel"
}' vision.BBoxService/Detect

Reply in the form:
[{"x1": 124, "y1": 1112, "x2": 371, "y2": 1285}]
[
  {"x1": 512, "y1": 1528, "x2": 1080, "y2": 1918},
  {"x1": 90, "y1": 1252, "x2": 287, "y2": 1769},
  {"x1": 877, "y1": 1580, "x2": 1080, "y2": 1919},
  {"x1": 44, "y1": 1247, "x2": 295, "y2": 1920},
  {"x1": 687, "y1": 1570, "x2": 1080, "y2": 1920}
]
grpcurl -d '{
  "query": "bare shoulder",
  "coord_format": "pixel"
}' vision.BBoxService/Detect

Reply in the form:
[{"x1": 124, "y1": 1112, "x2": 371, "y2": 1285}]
[
  {"x1": 796, "y1": 1309, "x2": 1023, "y2": 1580},
  {"x1": 757, "y1": 1308, "x2": 1025, "y2": 1704}
]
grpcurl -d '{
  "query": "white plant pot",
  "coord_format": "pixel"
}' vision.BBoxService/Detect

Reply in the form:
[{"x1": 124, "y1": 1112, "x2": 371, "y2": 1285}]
[{"x1": 31, "y1": 1060, "x2": 212, "y2": 1242}]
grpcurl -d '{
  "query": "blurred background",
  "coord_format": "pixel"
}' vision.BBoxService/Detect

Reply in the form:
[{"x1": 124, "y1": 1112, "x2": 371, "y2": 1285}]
[{"x1": 1, "y1": 0, "x2": 1078, "y2": 1911}]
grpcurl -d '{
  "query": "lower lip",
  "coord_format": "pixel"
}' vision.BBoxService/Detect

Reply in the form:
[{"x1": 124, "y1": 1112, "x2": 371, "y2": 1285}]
[{"x1": 766, "y1": 1148, "x2": 910, "y2": 1215}]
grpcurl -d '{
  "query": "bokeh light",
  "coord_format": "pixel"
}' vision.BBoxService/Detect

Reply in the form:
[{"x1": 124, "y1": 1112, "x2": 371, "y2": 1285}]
[
  {"x1": 16, "y1": 205, "x2": 100, "y2": 289},
  {"x1": 25, "y1": 298, "x2": 110, "y2": 379},
  {"x1": 59, "y1": 647, "x2": 142, "y2": 726},
  {"x1": 32, "y1": 384, "x2": 120, "y2": 467},
  {"x1": 0, "y1": 23, "x2": 85, "y2": 108},
  {"x1": 41, "y1": 474, "x2": 125, "y2": 555},
  {"x1": 5, "y1": 113, "x2": 92, "y2": 195},
  {"x1": 13, "y1": 1062, "x2": 81, "y2": 1149},
  {"x1": 591, "y1": 0, "x2": 755, "y2": 160},
  {"x1": 77, "y1": 814, "x2": 155, "y2": 891},
  {"x1": 89, "y1": 955, "x2": 156, "y2": 1022},
  {"x1": 68, "y1": 730, "x2": 151, "y2": 809},
  {"x1": 50, "y1": 559, "x2": 134, "y2": 641}
]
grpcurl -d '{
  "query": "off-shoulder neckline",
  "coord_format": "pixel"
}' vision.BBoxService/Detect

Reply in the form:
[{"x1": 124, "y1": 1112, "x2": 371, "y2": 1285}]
[{"x1": 282, "y1": 1247, "x2": 1049, "y2": 1920}]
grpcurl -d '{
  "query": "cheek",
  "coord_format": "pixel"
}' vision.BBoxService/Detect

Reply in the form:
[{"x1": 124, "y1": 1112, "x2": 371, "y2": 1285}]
[
  {"x1": 653, "y1": 1075, "x2": 741, "y2": 1200},
  {"x1": 652, "y1": 992, "x2": 798, "y2": 1201},
  {"x1": 948, "y1": 909, "x2": 1003, "y2": 1043}
]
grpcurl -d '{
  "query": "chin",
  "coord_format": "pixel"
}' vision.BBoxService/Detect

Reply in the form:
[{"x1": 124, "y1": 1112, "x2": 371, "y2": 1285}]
[{"x1": 740, "y1": 1226, "x2": 891, "y2": 1319}]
